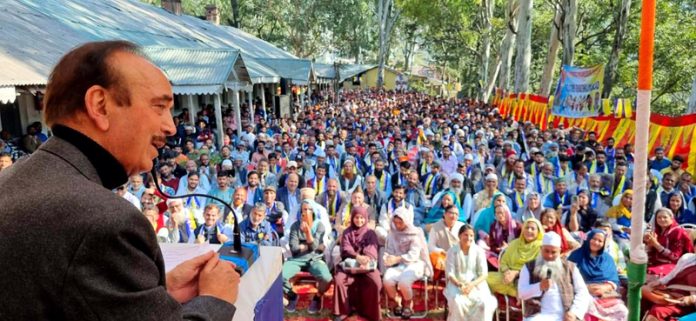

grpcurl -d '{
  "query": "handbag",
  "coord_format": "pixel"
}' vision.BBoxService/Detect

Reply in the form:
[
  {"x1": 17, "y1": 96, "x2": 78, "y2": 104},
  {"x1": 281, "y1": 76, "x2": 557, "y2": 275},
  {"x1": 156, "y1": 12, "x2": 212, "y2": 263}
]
[{"x1": 340, "y1": 258, "x2": 377, "y2": 274}]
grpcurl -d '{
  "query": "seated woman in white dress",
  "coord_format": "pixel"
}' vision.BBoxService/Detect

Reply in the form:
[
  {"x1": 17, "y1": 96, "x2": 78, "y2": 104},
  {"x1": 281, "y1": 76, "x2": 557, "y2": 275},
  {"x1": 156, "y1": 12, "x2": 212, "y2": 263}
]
[
  {"x1": 444, "y1": 224, "x2": 498, "y2": 321},
  {"x1": 383, "y1": 207, "x2": 433, "y2": 319}
]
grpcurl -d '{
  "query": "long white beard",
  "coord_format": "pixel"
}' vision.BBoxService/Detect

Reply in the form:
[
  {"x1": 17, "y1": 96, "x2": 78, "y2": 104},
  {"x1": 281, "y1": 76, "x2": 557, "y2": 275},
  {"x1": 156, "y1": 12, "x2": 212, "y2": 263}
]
[
  {"x1": 533, "y1": 256, "x2": 565, "y2": 284},
  {"x1": 171, "y1": 211, "x2": 186, "y2": 225},
  {"x1": 452, "y1": 187, "x2": 463, "y2": 195}
]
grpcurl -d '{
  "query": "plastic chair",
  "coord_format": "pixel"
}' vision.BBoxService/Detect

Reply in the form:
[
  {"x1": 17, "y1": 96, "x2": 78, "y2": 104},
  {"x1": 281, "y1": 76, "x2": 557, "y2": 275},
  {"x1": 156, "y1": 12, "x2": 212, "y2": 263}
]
[
  {"x1": 680, "y1": 223, "x2": 696, "y2": 244},
  {"x1": 290, "y1": 271, "x2": 329, "y2": 311},
  {"x1": 495, "y1": 293, "x2": 524, "y2": 321}
]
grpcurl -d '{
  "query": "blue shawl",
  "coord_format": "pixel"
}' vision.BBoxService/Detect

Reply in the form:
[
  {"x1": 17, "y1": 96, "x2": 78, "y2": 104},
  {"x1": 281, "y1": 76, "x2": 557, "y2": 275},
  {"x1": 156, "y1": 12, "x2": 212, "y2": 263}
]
[{"x1": 568, "y1": 229, "x2": 619, "y2": 286}]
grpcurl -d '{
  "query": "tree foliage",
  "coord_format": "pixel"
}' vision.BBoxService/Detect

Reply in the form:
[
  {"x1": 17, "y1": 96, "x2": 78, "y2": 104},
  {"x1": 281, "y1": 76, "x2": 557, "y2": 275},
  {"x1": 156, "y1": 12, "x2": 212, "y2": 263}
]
[{"x1": 141, "y1": 0, "x2": 695, "y2": 114}]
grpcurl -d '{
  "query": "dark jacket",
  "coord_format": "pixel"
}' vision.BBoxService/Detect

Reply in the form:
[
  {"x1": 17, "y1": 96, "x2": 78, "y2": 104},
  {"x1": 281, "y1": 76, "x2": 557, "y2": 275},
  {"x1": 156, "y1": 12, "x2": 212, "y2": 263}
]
[{"x1": 0, "y1": 136, "x2": 234, "y2": 320}]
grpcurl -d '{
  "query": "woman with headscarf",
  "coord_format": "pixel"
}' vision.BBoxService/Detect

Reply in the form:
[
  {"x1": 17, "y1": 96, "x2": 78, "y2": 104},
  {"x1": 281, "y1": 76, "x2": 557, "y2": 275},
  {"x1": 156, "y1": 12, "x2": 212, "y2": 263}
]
[
  {"x1": 644, "y1": 208, "x2": 694, "y2": 276},
  {"x1": 487, "y1": 218, "x2": 544, "y2": 297},
  {"x1": 444, "y1": 224, "x2": 498, "y2": 321},
  {"x1": 568, "y1": 230, "x2": 628, "y2": 321},
  {"x1": 332, "y1": 206, "x2": 381, "y2": 321},
  {"x1": 516, "y1": 192, "x2": 544, "y2": 222},
  {"x1": 282, "y1": 200, "x2": 333, "y2": 313},
  {"x1": 666, "y1": 192, "x2": 696, "y2": 225},
  {"x1": 642, "y1": 253, "x2": 696, "y2": 321},
  {"x1": 479, "y1": 203, "x2": 520, "y2": 269},
  {"x1": 473, "y1": 193, "x2": 511, "y2": 240},
  {"x1": 593, "y1": 220, "x2": 628, "y2": 280},
  {"x1": 424, "y1": 191, "x2": 464, "y2": 226},
  {"x1": 540, "y1": 208, "x2": 580, "y2": 255},
  {"x1": 564, "y1": 189, "x2": 599, "y2": 233},
  {"x1": 606, "y1": 189, "x2": 633, "y2": 239},
  {"x1": 383, "y1": 207, "x2": 433, "y2": 319},
  {"x1": 339, "y1": 157, "x2": 363, "y2": 193}
]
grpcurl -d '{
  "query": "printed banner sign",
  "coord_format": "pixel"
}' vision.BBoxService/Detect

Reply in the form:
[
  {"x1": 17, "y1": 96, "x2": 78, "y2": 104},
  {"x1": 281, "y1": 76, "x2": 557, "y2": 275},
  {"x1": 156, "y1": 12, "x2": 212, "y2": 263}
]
[{"x1": 551, "y1": 65, "x2": 604, "y2": 118}]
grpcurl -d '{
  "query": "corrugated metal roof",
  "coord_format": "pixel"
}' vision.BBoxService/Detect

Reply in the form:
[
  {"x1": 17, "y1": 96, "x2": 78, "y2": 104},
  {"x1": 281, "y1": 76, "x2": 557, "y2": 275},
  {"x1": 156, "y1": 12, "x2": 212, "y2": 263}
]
[
  {"x1": 142, "y1": 47, "x2": 249, "y2": 89},
  {"x1": 314, "y1": 63, "x2": 337, "y2": 79},
  {"x1": 0, "y1": 0, "x2": 291, "y2": 86},
  {"x1": 244, "y1": 56, "x2": 281, "y2": 84},
  {"x1": 171, "y1": 85, "x2": 223, "y2": 95},
  {"x1": 257, "y1": 58, "x2": 314, "y2": 85},
  {"x1": 338, "y1": 64, "x2": 376, "y2": 82}
]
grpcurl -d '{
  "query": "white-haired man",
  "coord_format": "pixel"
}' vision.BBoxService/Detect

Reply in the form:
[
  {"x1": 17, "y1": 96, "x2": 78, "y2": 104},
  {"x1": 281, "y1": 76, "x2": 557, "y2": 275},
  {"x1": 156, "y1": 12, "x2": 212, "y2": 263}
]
[{"x1": 518, "y1": 232, "x2": 591, "y2": 321}]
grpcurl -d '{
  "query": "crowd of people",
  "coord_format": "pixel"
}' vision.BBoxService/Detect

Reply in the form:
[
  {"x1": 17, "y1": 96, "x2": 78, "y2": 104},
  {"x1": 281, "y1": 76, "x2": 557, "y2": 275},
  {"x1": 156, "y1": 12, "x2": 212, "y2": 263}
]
[{"x1": 4, "y1": 88, "x2": 696, "y2": 321}]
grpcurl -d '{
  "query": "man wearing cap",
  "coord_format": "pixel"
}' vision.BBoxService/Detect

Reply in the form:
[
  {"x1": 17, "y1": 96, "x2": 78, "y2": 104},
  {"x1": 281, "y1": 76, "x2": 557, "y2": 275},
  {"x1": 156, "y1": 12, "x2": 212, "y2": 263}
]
[
  {"x1": 649, "y1": 147, "x2": 671, "y2": 172},
  {"x1": 474, "y1": 173, "x2": 500, "y2": 212},
  {"x1": 278, "y1": 160, "x2": 306, "y2": 189},
  {"x1": 261, "y1": 185, "x2": 288, "y2": 238},
  {"x1": 518, "y1": 232, "x2": 590, "y2": 321}
]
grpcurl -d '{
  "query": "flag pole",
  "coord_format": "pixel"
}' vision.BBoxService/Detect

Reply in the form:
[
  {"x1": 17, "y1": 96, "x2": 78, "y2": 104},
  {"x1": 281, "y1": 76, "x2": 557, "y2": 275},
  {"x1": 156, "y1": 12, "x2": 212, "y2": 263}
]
[{"x1": 627, "y1": 0, "x2": 656, "y2": 320}]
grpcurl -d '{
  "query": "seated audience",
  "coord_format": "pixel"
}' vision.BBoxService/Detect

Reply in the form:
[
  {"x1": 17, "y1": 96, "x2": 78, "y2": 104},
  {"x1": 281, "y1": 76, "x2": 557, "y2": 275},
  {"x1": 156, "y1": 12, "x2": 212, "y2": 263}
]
[
  {"x1": 332, "y1": 206, "x2": 381, "y2": 321},
  {"x1": 444, "y1": 224, "x2": 498, "y2": 321},
  {"x1": 428, "y1": 205, "x2": 465, "y2": 280},
  {"x1": 540, "y1": 208, "x2": 580, "y2": 256},
  {"x1": 642, "y1": 253, "x2": 696, "y2": 321},
  {"x1": 283, "y1": 200, "x2": 332, "y2": 314},
  {"x1": 518, "y1": 232, "x2": 592, "y2": 321},
  {"x1": 487, "y1": 218, "x2": 544, "y2": 297},
  {"x1": 382, "y1": 207, "x2": 432, "y2": 319},
  {"x1": 568, "y1": 229, "x2": 628, "y2": 321},
  {"x1": 644, "y1": 207, "x2": 694, "y2": 276},
  {"x1": 238, "y1": 203, "x2": 275, "y2": 246}
]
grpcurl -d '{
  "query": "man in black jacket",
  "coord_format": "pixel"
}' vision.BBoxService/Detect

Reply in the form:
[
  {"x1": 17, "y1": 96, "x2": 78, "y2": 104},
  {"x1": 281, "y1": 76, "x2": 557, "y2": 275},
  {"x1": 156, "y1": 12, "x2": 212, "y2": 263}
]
[{"x1": 0, "y1": 41, "x2": 238, "y2": 320}]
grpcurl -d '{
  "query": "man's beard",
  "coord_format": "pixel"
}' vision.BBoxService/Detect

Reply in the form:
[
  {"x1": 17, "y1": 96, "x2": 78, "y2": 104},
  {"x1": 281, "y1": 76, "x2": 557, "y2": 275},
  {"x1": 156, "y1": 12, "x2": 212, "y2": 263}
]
[
  {"x1": 451, "y1": 187, "x2": 463, "y2": 195},
  {"x1": 533, "y1": 255, "x2": 565, "y2": 284},
  {"x1": 171, "y1": 211, "x2": 186, "y2": 225}
]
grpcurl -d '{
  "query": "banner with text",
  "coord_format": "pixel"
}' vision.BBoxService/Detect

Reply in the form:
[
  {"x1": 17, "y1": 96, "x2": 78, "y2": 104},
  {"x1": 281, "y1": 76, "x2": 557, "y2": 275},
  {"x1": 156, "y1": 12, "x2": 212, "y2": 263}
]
[{"x1": 551, "y1": 65, "x2": 604, "y2": 118}]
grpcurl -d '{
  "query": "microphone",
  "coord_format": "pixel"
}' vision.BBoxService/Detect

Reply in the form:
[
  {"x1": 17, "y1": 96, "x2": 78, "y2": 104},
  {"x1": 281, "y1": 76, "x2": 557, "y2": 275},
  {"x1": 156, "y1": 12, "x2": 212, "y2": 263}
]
[
  {"x1": 547, "y1": 269, "x2": 552, "y2": 279},
  {"x1": 150, "y1": 159, "x2": 258, "y2": 275}
]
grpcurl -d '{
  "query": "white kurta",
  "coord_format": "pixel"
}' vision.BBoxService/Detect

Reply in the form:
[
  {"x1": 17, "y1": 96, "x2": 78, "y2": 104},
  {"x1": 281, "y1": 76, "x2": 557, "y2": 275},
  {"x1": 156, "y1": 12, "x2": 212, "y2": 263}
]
[
  {"x1": 518, "y1": 263, "x2": 592, "y2": 321},
  {"x1": 444, "y1": 244, "x2": 497, "y2": 321}
]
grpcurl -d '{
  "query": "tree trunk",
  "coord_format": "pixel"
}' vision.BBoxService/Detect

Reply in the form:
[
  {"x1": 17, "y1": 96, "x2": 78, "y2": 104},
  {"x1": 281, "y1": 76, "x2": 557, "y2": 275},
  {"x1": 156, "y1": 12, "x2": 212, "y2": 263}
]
[
  {"x1": 561, "y1": 0, "x2": 577, "y2": 66},
  {"x1": 483, "y1": 54, "x2": 502, "y2": 102},
  {"x1": 498, "y1": 0, "x2": 519, "y2": 92},
  {"x1": 230, "y1": 0, "x2": 241, "y2": 28},
  {"x1": 602, "y1": 0, "x2": 632, "y2": 97},
  {"x1": 375, "y1": 0, "x2": 399, "y2": 88},
  {"x1": 688, "y1": 77, "x2": 696, "y2": 114},
  {"x1": 479, "y1": 0, "x2": 495, "y2": 99},
  {"x1": 514, "y1": 0, "x2": 533, "y2": 93},
  {"x1": 539, "y1": 5, "x2": 562, "y2": 96}
]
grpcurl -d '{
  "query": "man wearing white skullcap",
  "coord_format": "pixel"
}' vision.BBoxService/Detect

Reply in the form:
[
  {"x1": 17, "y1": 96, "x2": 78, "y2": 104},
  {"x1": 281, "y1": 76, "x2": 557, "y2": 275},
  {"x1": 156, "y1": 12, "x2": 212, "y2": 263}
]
[
  {"x1": 517, "y1": 232, "x2": 591, "y2": 321},
  {"x1": 473, "y1": 172, "x2": 501, "y2": 212}
]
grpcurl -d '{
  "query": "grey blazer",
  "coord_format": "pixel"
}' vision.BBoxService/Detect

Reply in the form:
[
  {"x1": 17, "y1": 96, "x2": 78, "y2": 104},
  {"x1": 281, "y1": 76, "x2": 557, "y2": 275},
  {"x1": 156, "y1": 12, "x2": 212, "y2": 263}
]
[{"x1": 0, "y1": 137, "x2": 235, "y2": 320}]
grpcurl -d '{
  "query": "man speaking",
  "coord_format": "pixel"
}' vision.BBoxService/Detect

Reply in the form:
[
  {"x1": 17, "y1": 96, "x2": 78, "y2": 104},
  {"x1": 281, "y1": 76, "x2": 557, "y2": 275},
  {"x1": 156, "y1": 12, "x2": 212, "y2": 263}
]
[{"x1": 0, "y1": 41, "x2": 239, "y2": 320}]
